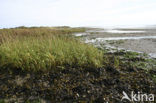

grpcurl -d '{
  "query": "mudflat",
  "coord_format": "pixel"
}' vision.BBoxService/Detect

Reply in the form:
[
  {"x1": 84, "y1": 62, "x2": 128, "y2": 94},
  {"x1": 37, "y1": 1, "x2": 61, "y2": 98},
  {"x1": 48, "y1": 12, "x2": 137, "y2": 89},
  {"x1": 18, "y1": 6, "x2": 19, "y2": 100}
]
[{"x1": 85, "y1": 28, "x2": 156, "y2": 58}]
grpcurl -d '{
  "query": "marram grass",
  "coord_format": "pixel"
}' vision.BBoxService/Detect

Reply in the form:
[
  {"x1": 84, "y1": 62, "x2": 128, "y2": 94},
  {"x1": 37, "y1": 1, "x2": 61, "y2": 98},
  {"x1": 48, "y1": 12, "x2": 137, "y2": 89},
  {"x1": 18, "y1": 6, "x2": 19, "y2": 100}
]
[{"x1": 0, "y1": 27, "x2": 104, "y2": 71}]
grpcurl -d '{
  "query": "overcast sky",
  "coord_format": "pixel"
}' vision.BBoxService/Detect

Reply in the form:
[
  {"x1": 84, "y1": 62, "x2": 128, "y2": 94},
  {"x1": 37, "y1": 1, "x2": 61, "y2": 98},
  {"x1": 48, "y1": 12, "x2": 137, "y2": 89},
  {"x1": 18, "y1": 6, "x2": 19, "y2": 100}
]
[{"x1": 0, "y1": 0, "x2": 156, "y2": 28}]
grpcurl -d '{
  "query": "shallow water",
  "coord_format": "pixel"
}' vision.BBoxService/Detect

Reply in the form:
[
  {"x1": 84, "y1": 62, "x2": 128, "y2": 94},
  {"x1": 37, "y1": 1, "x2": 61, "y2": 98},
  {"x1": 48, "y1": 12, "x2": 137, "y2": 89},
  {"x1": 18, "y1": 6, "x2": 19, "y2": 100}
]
[
  {"x1": 87, "y1": 29, "x2": 145, "y2": 33},
  {"x1": 105, "y1": 30, "x2": 145, "y2": 33},
  {"x1": 85, "y1": 36, "x2": 156, "y2": 42}
]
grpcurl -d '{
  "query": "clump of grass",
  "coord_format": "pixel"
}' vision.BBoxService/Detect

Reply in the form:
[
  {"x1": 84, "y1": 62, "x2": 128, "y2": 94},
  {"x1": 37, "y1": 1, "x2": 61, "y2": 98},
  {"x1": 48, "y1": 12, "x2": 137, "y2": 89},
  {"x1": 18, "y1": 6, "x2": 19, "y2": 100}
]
[{"x1": 0, "y1": 27, "x2": 104, "y2": 72}]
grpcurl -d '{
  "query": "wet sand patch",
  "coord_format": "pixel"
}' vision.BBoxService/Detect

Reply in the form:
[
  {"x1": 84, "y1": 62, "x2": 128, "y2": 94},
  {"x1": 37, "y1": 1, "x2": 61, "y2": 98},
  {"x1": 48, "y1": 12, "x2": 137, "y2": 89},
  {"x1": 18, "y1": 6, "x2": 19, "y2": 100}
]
[{"x1": 111, "y1": 39, "x2": 156, "y2": 58}]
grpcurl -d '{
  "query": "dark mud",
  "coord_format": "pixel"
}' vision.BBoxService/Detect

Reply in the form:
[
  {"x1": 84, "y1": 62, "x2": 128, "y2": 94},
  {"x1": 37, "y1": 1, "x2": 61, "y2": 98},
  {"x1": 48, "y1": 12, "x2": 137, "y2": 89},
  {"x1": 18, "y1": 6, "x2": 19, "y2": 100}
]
[{"x1": 0, "y1": 55, "x2": 156, "y2": 103}]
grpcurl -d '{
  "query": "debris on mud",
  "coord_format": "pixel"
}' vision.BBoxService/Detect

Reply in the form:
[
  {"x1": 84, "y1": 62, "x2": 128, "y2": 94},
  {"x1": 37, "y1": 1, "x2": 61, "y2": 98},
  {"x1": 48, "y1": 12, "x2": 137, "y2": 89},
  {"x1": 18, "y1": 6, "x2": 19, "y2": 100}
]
[{"x1": 0, "y1": 54, "x2": 156, "y2": 103}]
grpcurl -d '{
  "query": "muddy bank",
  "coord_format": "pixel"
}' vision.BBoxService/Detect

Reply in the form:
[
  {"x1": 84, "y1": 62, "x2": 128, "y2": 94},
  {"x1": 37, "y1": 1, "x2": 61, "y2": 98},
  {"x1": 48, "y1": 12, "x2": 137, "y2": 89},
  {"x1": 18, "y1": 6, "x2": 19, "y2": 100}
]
[
  {"x1": 111, "y1": 39, "x2": 156, "y2": 57},
  {"x1": 82, "y1": 28, "x2": 156, "y2": 58}
]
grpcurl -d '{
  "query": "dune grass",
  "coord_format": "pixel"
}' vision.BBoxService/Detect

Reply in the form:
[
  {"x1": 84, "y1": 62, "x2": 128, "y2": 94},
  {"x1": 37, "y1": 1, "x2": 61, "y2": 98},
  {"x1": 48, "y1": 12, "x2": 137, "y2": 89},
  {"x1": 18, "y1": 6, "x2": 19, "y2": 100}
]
[{"x1": 0, "y1": 27, "x2": 104, "y2": 71}]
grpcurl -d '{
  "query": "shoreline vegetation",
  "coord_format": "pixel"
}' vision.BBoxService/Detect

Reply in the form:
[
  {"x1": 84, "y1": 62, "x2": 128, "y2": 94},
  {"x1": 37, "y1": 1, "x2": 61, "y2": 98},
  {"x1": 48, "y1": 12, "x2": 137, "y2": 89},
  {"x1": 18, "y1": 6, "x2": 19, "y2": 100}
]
[
  {"x1": 0, "y1": 26, "x2": 156, "y2": 102},
  {"x1": 0, "y1": 27, "x2": 103, "y2": 71}
]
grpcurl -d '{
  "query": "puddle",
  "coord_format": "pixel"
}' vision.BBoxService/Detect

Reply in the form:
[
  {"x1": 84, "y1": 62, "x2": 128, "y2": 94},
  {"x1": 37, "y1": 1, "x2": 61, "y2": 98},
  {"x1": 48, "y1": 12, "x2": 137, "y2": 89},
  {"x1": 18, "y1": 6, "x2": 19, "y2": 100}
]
[{"x1": 75, "y1": 33, "x2": 87, "y2": 37}]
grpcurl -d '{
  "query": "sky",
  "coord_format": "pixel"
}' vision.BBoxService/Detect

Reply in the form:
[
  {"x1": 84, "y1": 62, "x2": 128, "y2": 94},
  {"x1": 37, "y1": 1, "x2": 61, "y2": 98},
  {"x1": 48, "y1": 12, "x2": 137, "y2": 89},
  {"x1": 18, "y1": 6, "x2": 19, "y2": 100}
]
[{"x1": 0, "y1": 0, "x2": 156, "y2": 28}]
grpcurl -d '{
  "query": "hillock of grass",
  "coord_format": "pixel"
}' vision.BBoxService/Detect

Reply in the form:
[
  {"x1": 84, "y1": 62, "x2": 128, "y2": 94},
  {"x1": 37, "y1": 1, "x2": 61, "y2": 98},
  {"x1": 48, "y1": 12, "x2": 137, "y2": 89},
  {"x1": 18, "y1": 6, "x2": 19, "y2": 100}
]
[{"x1": 0, "y1": 27, "x2": 104, "y2": 72}]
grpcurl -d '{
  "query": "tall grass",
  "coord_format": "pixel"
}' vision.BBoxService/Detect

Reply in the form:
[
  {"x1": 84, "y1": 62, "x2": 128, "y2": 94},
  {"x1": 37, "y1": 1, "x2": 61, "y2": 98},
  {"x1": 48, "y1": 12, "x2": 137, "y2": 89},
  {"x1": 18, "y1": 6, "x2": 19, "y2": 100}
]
[{"x1": 0, "y1": 27, "x2": 104, "y2": 71}]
